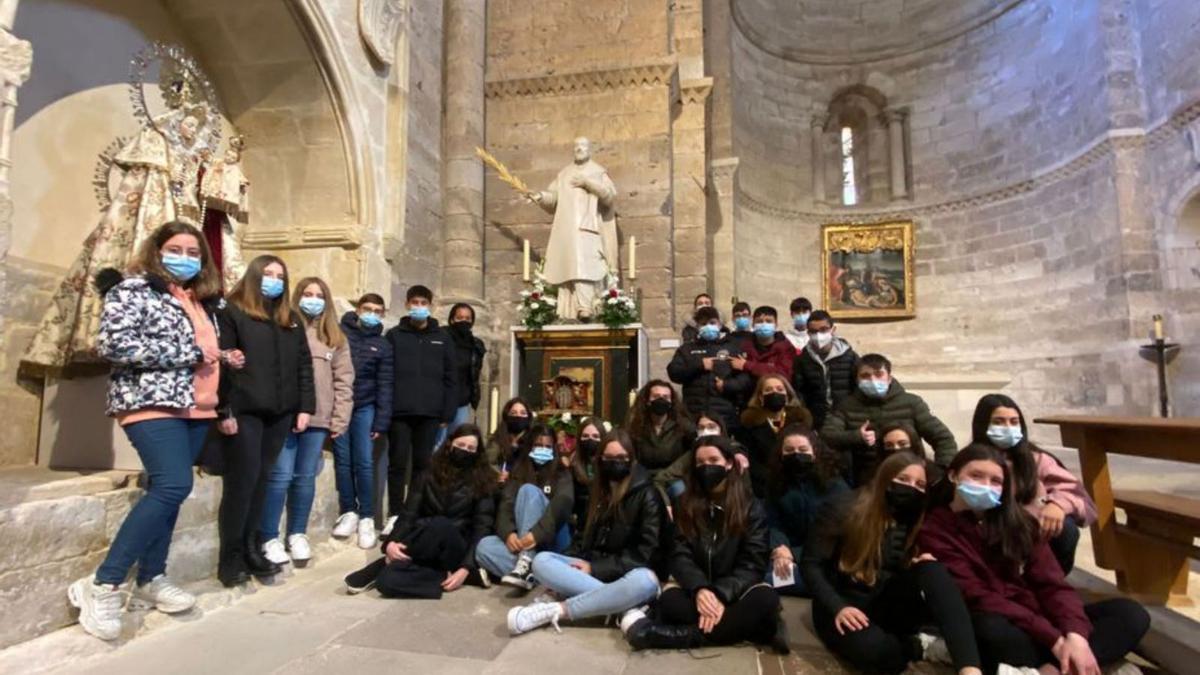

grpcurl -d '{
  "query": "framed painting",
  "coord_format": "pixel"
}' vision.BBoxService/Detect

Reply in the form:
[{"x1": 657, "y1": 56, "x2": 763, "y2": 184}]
[{"x1": 821, "y1": 221, "x2": 915, "y2": 319}]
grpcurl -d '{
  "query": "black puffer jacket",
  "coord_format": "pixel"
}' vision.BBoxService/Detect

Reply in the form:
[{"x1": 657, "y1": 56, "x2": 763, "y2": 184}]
[
  {"x1": 447, "y1": 323, "x2": 486, "y2": 408},
  {"x1": 385, "y1": 317, "x2": 457, "y2": 421},
  {"x1": 792, "y1": 338, "x2": 859, "y2": 430},
  {"x1": 388, "y1": 471, "x2": 496, "y2": 571},
  {"x1": 566, "y1": 465, "x2": 669, "y2": 581},
  {"x1": 671, "y1": 497, "x2": 770, "y2": 604},
  {"x1": 666, "y1": 334, "x2": 752, "y2": 431},
  {"x1": 217, "y1": 302, "x2": 315, "y2": 418}
]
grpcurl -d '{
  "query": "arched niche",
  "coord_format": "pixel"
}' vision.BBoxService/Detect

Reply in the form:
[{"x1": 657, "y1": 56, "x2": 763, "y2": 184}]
[{"x1": 814, "y1": 84, "x2": 909, "y2": 207}]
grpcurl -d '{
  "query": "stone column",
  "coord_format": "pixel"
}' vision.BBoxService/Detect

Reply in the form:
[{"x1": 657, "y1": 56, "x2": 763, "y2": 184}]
[
  {"x1": 708, "y1": 157, "x2": 739, "y2": 310},
  {"x1": 810, "y1": 115, "x2": 827, "y2": 205},
  {"x1": 885, "y1": 109, "x2": 908, "y2": 200},
  {"x1": 440, "y1": 0, "x2": 486, "y2": 305}
]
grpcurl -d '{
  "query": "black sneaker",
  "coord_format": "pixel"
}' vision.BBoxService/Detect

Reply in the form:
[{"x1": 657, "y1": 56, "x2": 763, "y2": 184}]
[
  {"x1": 345, "y1": 557, "x2": 386, "y2": 594},
  {"x1": 500, "y1": 552, "x2": 537, "y2": 590}
]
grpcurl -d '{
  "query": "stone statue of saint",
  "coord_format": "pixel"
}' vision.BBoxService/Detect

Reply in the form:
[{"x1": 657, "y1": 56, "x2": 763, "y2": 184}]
[{"x1": 529, "y1": 137, "x2": 618, "y2": 321}]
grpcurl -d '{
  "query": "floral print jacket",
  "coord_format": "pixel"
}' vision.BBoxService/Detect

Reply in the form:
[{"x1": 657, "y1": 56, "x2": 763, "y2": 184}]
[{"x1": 94, "y1": 270, "x2": 222, "y2": 416}]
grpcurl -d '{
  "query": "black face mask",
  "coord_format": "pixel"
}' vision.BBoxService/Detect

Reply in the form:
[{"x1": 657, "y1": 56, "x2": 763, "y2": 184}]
[
  {"x1": 505, "y1": 415, "x2": 531, "y2": 435},
  {"x1": 696, "y1": 464, "x2": 729, "y2": 493},
  {"x1": 885, "y1": 483, "x2": 926, "y2": 522},
  {"x1": 578, "y1": 438, "x2": 602, "y2": 462},
  {"x1": 763, "y1": 392, "x2": 788, "y2": 412},
  {"x1": 450, "y1": 321, "x2": 473, "y2": 335},
  {"x1": 599, "y1": 459, "x2": 633, "y2": 482},
  {"x1": 648, "y1": 398, "x2": 673, "y2": 416},
  {"x1": 781, "y1": 452, "x2": 814, "y2": 477},
  {"x1": 448, "y1": 447, "x2": 477, "y2": 469}
]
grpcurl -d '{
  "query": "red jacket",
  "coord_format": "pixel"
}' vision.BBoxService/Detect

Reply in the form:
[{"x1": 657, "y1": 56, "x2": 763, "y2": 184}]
[
  {"x1": 741, "y1": 333, "x2": 795, "y2": 380},
  {"x1": 918, "y1": 505, "x2": 1091, "y2": 649}
]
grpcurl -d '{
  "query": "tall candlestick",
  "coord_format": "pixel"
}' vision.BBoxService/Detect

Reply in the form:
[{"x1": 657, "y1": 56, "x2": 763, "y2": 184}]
[
  {"x1": 628, "y1": 236, "x2": 637, "y2": 280},
  {"x1": 1153, "y1": 314, "x2": 1164, "y2": 341},
  {"x1": 522, "y1": 240, "x2": 531, "y2": 282},
  {"x1": 489, "y1": 385, "x2": 500, "y2": 434}
]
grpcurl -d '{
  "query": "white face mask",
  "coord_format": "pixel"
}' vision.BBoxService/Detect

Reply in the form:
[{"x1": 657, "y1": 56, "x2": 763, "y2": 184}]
[
  {"x1": 813, "y1": 331, "x2": 834, "y2": 348},
  {"x1": 697, "y1": 427, "x2": 720, "y2": 437}
]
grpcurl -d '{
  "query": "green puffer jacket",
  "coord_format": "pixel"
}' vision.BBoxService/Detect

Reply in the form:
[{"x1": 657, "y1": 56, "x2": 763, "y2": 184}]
[{"x1": 820, "y1": 379, "x2": 957, "y2": 471}]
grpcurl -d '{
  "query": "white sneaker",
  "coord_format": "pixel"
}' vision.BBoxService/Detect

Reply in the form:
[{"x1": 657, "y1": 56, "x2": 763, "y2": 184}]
[
  {"x1": 997, "y1": 666, "x2": 1041, "y2": 675},
  {"x1": 288, "y1": 534, "x2": 312, "y2": 566},
  {"x1": 67, "y1": 577, "x2": 124, "y2": 641},
  {"x1": 128, "y1": 575, "x2": 195, "y2": 614},
  {"x1": 917, "y1": 632, "x2": 952, "y2": 665},
  {"x1": 380, "y1": 515, "x2": 398, "y2": 536},
  {"x1": 332, "y1": 512, "x2": 359, "y2": 538},
  {"x1": 357, "y1": 518, "x2": 377, "y2": 549},
  {"x1": 619, "y1": 606, "x2": 648, "y2": 635},
  {"x1": 262, "y1": 538, "x2": 291, "y2": 565},
  {"x1": 507, "y1": 602, "x2": 563, "y2": 635}
]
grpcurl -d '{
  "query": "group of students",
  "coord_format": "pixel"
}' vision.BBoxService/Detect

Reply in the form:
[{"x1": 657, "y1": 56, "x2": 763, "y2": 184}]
[{"x1": 69, "y1": 220, "x2": 1150, "y2": 675}]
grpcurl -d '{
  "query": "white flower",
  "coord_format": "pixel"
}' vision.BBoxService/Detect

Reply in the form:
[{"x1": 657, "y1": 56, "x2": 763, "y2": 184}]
[
  {"x1": 546, "y1": 297, "x2": 557, "y2": 306},
  {"x1": 607, "y1": 298, "x2": 617, "y2": 305},
  {"x1": 602, "y1": 421, "x2": 613, "y2": 432},
  {"x1": 519, "y1": 290, "x2": 531, "y2": 298},
  {"x1": 562, "y1": 412, "x2": 572, "y2": 422},
  {"x1": 531, "y1": 302, "x2": 541, "y2": 309}
]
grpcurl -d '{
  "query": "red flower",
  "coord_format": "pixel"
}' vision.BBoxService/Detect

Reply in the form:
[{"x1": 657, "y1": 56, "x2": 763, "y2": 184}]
[
  {"x1": 531, "y1": 292, "x2": 541, "y2": 301},
  {"x1": 609, "y1": 288, "x2": 619, "y2": 298}
]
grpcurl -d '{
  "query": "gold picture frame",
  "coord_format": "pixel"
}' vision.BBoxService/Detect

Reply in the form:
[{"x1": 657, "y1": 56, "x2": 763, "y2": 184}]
[{"x1": 821, "y1": 221, "x2": 916, "y2": 319}]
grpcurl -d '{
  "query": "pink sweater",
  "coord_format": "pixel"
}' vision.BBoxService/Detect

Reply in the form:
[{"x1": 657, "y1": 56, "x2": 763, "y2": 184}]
[{"x1": 1024, "y1": 451, "x2": 1097, "y2": 525}]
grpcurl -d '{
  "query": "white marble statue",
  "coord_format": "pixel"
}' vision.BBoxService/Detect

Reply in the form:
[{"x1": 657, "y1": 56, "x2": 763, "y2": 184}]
[{"x1": 529, "y1": 137, "x2": 618, "y2": 321}]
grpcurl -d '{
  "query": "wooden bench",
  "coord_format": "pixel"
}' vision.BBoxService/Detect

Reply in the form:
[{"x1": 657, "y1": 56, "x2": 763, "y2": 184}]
[{"x1": 1035, "y1": 416, "x2": 1200, "y2": 607}]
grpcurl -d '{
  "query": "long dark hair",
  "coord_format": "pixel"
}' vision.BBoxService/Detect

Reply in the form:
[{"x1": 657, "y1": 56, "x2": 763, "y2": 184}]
[
  {"x1": 570, "y1": 417, "x2": 607, "y2": 484},
  {"x1": 970, "y1": 393, "x2": 1062, "y2": 506},
  {"x1": 691, "y1": 408, "x2": 729, "y2": 442},
  {"x1": 628, "y1": 379, "x2": 687, "y2": 440},
  {"x1": 430, "y1": 424, "x2": 496, "y2": 499},
  {"x1": 931, "y1": 443, "x2": 1038, "y2": 570},
  {"x1": 128, "y1": 220, "x2": 222, "y2": 300},
  {"x1": 838, "y1": 451, "x2": 925, "y2": 586},
  {"x1": 490, "y1": 397, "x2": 533, "y2": 467},
  {"x1": 584, "y1": 429, "x2": 638, "y2": 535},
  {"x1": 767, "y1": 424, "x2": 841, "y2": 497},
  {"x1": 676, "y1": 435, "x2": 752, "y2": 540},
  {"x1": 509, "y1": 423, "x2": 561, "y2": 486}
]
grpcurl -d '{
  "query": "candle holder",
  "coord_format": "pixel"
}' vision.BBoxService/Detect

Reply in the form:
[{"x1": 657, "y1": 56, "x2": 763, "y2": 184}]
[{"x1": 1137, "y1": 338, "x2": 1181, "y2": 417}]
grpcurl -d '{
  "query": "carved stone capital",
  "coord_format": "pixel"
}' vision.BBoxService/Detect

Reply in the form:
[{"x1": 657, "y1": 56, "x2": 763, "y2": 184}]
[
  {"x1": 678, "y1": 77, "x2": 713, "y2": 105},
  {"x1": 0, "y1": 29, "x2": 32, "y2": 86},
  {"x1": 883, "y1": 108, "x2": 907, "y2": 126},
  {"x1": 358, "y1": 0, "x2": 406, "y2": 66}
]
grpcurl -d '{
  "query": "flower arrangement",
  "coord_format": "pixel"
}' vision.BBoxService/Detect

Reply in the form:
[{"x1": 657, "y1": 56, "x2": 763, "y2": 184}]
[
  {"x1": 595, "y1": 273, "x2": 640, "y2": 328},
  {"x1": 519, "y1": 262, "x2": 558, "y2": 329}
]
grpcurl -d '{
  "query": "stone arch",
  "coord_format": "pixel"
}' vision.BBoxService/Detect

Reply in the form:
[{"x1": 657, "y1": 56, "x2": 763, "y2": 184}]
[
  {"x1": 822, "y1": 85, "x2": 891, "y2": 206},
  {"x1": 1164, "y1": 178, "x2": 1200, "y2": 291}
]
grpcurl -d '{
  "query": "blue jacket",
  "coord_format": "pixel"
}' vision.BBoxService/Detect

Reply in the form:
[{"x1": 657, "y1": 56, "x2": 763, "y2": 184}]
[{"x1": 340, "y1": 311, "x2": 394, "y2": 433}]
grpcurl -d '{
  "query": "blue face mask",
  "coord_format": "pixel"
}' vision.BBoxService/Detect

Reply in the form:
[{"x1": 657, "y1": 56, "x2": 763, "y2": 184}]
[
  {"x1": 754, "y1": 322, "x2": 776, "y2": 339},
  {"x1": 734, "y1": 316, "x2": 751, "y2": 331},
  {"x1": 987, "y1": 425, "x2": 1023, "y2": 449},
  {"x1": 530, "y1": 446, "x2": 555, "y2": 465},
  {"x1": 359, "y1": 312, "x2": 382, "y2": 328},
  {"x1": 858, "y1": 378, "x2": 890, "y2": 398},
  {"x1": 299, "y1": 297, "x2": 326, "y2": 317},
  {"x1": 261, "y1": 276, "x2": 285, "y2": 299},
  {"x1": 409, "y1": 306, "x2": 431, "y2": 321},
  {"x1": 792, "y1": 313, "x2": 810, "y2": 329},
  {"x1": 161, "y1": 253, "x2": 201, "y2": 282},
  {"x1": 956, "y1": 481, "x2": 1002, "y2": 511},
  {"x1": 698, "y1": 324, "x2": 721, "y2": 341}
]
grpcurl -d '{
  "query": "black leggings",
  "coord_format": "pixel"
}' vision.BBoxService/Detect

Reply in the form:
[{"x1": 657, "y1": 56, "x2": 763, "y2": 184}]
[
  {"x1": 218, "y1": 413, "x2": 293, "y2": 563},
  {"x1": 1048, "y1": 518, "x2": 1081, "y2": 574},
  {"x1": 813, "y1": 562, "x2": 982, "y2": 674},
  {"x1": 387, "y1": 416, "x2": 441, "y2": 517},
  {"x1": 659, "y1": 585, "x2": 780, "y2": 645},
  {"x1": 974, "y1": 598, "x2": 1150, "y2": 674}
]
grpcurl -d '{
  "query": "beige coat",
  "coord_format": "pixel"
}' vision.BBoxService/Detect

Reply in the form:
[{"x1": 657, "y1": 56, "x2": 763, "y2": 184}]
[{"x1": 305, "y1": 325, "x2": 355, "y2": 434}]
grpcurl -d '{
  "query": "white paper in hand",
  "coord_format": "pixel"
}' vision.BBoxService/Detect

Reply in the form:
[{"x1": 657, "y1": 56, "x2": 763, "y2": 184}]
[{"x1": 771, "y1": 563, "x2": 796, "y2": 588}]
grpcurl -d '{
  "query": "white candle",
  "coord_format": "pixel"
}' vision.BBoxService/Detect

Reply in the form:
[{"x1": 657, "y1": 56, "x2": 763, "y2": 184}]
[
  {"x1": 628, "y1": 236, "x2": 637, "y2": 280},
  {"x1": 1153, "y1": 315, "x2": 1164, "y2": 341},
  {"x1": 489, "y1": 386, "x2": 500, "y2": 434},
  {"x1": 628, "y1": 388, "x2": 637, "y2": 410},
  {"x1": 522, "y1": 240, "x2": 531, "y2": 282}
]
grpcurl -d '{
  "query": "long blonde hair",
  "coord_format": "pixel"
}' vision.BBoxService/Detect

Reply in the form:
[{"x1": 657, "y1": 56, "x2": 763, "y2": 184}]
[
  {"x1": 227, "y1": 255, "x2": 294, "y2": 327},
  {"x1": 747, "y1": 374, "x2": 802, "y2": 409},
  {"x1": 292, "y1": 276, "x2": 346, "y2": 348},
  {"x1": 838, "y1": 451, "x2": 925, "y2": 586}
]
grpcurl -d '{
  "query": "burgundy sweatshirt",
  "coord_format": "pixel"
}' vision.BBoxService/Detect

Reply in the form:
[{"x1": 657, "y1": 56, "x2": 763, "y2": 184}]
[
  {"x1": 742, "y1": 333, "x2": 795, "y2": 380},
  {"x1": 918, "y1": 505, "x2": 1092, "y2": 649}
]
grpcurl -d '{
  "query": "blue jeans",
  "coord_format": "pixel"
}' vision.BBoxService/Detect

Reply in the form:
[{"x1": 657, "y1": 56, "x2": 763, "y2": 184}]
[
  {"x1": 260, "y1": 427, "x2": 328, "y2": 540},
  {"x1": 476, "y1": 484, "x2": 570, "y2": 576},
  {"x1": 96, "y1": 418, "x2": 210, "y2": 585},
  {"x1": 532, "y1": 552, "x2": 660, "y2": 620},
  {"x1": 433, "y1": 404, "x2": 472, "y2": 449},
  {"x1": 332, "y1": 406, "x2": 375, "y2": 517}
]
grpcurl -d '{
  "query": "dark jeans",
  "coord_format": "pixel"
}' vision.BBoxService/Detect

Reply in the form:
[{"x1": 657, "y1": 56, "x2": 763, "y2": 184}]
[
  {"x1": 96, "y1": 418, "x2": 210, "y2": 585},
  {"x1": 332, "y1": 405, "x2": 375, "y2": 517},
  {"x1": 1049, "y1": 518, "x2": 1081, "y2": 574},
  {"x1": 218, "y1": 413, "x2": 293, "y2": 564},
  {"x1": 659, "y1": 584, "x2": 781, "y2": 646},
  {"x1": 813, "y1": 562, "x2": 982, "y2": 674},
  {"x1": 974, "y1": 598, "x2": 1150, "y2": 674},
  {"x1": 386, "y1": 415, "x2": 440, "y2": 516}
]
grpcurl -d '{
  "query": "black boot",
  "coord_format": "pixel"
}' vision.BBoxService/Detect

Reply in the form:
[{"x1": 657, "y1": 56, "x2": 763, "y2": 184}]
[
  {"x1": 626, "y1": 619, "x2": 704, "y2": 651},
  {"x1": 218, "y1": 557, "x2": 249, "y2": 588},
  {"x1": 769, "y1": 615, "x2": 791, "y2": 655},
  {"x1": 345, "y1": 557, "x2": 387, "y2": 594},
  {"x1": 244, "y1": 535, "x2": 282, "y2": 578}
]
